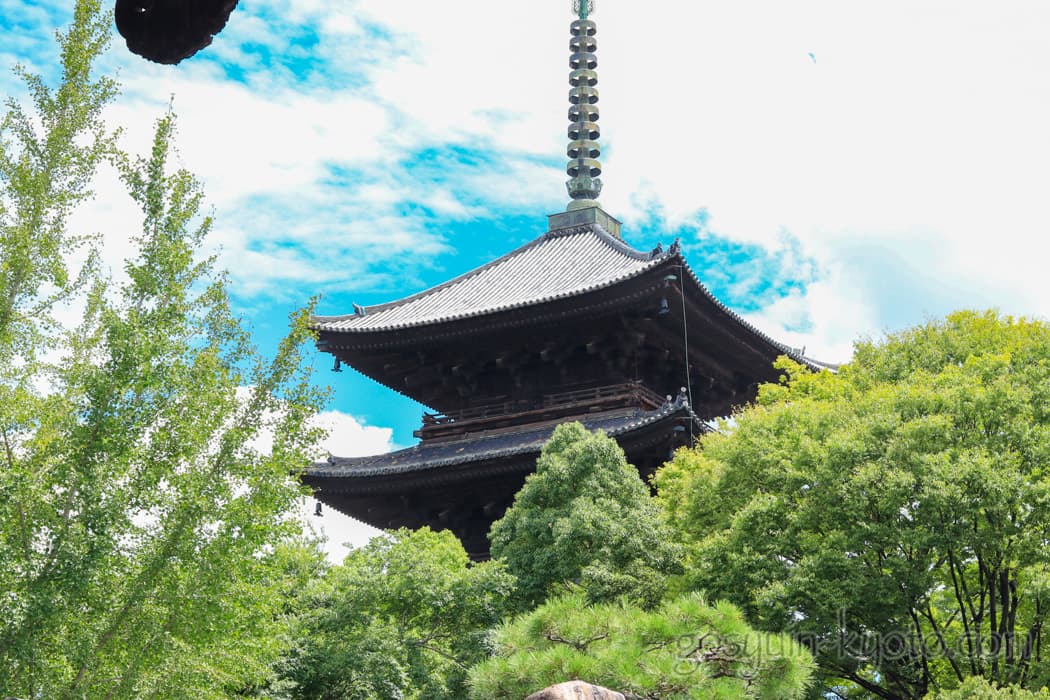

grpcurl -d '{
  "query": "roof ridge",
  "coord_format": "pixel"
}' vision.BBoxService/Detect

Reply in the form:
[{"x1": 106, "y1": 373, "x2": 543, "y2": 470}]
[
  {"x1": 313, "y1": 229, "x2": 554, "y2": 322},
  {"x1": 542, "y1": 223, "x2": 656, "y2": 261}
]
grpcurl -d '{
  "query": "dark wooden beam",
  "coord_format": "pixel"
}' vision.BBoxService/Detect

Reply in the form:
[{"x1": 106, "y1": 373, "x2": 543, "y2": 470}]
[{"x1": 404, "y1": 366, "x2": 440, "y2": 388}]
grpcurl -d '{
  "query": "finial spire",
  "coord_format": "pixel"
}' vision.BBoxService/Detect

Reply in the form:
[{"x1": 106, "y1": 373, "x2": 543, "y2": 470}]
[{"x1": 566, "y1": 0, "x2": 602, "y2": 211}]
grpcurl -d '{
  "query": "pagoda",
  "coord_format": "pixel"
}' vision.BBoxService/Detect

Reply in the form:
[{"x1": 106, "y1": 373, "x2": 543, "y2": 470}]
[{"x1": 302, "y1": 0, "x2": 823, "y2": 559}]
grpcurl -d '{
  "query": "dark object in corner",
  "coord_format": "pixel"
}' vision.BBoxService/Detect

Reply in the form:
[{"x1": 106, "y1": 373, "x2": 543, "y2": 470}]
[{"x1": 115, "y1": 0, "x2": 240, "y2": 65}]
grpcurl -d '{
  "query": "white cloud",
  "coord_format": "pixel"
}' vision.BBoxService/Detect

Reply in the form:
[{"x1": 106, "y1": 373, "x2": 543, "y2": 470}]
[
  {"x1": 239, "y1": 388, "x2": 393, "y2": 563},
  {"x1": 108, "y1": 76, "x2": 391, "y2": 205},
  {"x1": 292, "y1": 0, "x2": 1046, "y2": 361},
  {"x1": 303, "y1": 408, "x2": 392, "y2": 563},
  {"x1": 69, "y1": 66, "x2": 452, "y2": 301},
  {"x1": 600, "y1": 1, "x2": 1050, "y2": 358},
  {"x1": 299, "y1": 497, "x2": 381, "y2": 566},
  {"x1": 238, "y1": 387, "x2": 394, "y2": 458},
  {"x1": 9, "y1": 0, "x2": 1050, "y2": 390},
  {"x1": 313, "y1": 408, "x2": 396, "y2": 458}
]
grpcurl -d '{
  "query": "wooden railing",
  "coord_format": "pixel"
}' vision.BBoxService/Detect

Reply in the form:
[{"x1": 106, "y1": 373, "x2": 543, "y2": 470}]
[{"x1": 415, "y1": 381, "x2": 666, "y2": 441}]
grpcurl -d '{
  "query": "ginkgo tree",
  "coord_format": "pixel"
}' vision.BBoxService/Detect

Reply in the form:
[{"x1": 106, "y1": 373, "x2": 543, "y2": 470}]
[{"x1": 0, "y1": 2, "x2": 325, "y2": 697}]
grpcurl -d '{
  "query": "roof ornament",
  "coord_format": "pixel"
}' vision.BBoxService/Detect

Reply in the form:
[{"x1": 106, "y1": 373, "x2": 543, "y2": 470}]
[
  {"x1": 566, "y1": 0, "x2": 603, "y2": 211},
  {"x1": 572, "y1": 0, "x2": 594, "y2": 19}
]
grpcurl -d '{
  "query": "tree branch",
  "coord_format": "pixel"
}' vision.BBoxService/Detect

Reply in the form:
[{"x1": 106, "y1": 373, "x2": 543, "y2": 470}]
[
  {"x1": 410, "y1": 640, "x2": 469, "y2": 671},
  {"x1": 920, "y1": 604, "x2": 964, "y2": 683},
  {"x1": 545, "y1": 632, "x2": 608, "y2": 651}
]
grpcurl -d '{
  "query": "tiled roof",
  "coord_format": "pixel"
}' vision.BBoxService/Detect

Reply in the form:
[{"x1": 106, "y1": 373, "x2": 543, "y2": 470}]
[
  {"x1": 305, "y1": 394, "x2": 701, "y2": 479},
  {"x1": 313, "y1": 221, "x2": 836, "y2": 371},
  {"x1": 313, "y1": 224, "x2": 666, "y2": 333}
]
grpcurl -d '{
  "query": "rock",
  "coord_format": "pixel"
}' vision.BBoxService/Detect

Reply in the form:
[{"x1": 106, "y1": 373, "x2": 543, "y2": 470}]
[{"x1": 524, "y1": 680, "x2": 626, "y2": 700}]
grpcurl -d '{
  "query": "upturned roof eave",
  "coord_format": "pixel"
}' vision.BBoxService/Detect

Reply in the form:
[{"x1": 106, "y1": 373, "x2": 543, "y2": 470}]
[
  {"x1": 671, "y1": 252, "x2": 829, "y2": 371},
  {"x1": 311, "y1": 223, "x2": 833, "y2": 370},
  {"x1": 303, "y1": 395, "x2": 701, "y2": 481}
]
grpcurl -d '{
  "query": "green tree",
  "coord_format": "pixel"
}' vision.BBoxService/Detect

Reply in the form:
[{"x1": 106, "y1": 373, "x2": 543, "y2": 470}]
[
  {"x1": 489, "y1": 421, "x2": 682, "y2": 609},
  {"x1": 468, "y1": 590, "x2": 815, "y2": 700},
  {"x1": 656, "y1": 311, "x2": 1050, "y2": 699},
  {"x1": 926, "y1": 677, "x2": 1050, "y2": 699},
  {"x1": 284, "y1": 527, "x2": 516, "y2": 700},
  {"x1": 0, "y1": 2, "x2": 325, "y2": 696}
]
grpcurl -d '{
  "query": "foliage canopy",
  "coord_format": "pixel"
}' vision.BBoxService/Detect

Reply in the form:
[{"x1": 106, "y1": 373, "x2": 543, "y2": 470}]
[
  {"x1": 489, "y1": 421, "x2": 682, "y2": 609},
  {"x1": 468, "y1": 590, "x2": 815, "y2": 700},
  {"x1": 657, "y1": 311, "x2": 1050, "y2": 699},
  {"x1": 925, "y1": 677, "x2": 1050, "y2": 699},
  {"x1": 284, "y1": 527, "x2": 516, "y2": 700}
]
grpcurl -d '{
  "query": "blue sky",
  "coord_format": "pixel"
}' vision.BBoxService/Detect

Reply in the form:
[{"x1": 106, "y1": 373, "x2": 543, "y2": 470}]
[{"x1": 4, "y1": 0, "x2": 1049, "y2": 554}]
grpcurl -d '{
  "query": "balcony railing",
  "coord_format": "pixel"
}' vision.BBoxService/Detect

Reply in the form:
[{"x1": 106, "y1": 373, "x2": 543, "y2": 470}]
[{"x1": 415, "y1": 381, "x2": 667, "y2": 441}]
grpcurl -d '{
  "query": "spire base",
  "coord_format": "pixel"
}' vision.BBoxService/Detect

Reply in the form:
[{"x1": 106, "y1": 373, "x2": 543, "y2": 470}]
[
  {"x1": 548, "y1": 204, "x2": 622, "y2": 240},
  {"x1": 567, "y1": 198, "x2": 600, "y2": 211}
]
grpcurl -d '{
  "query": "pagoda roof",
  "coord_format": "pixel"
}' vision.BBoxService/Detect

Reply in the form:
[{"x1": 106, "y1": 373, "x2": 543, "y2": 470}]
[
  {"x1": 312, "y1": 221, "x2": 827, "y2": 371},
  {"x1": 313, "y1": 223, "x2": 665, "y2": 333},
  {"x1": 304, "y1": 392, "x2": 702, "y2": 481}
]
